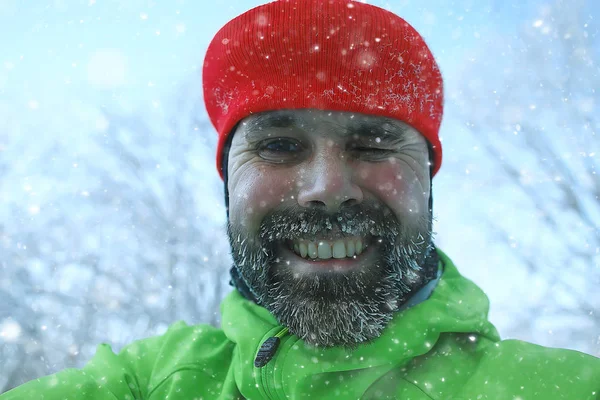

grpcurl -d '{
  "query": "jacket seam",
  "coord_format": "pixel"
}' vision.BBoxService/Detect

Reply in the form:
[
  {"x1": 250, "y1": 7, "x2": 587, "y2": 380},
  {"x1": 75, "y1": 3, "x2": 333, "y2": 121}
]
[
  {"x1": 147, "y1": 363, "x2": 213, "y2": 398},
  {"x1": 275, "y1": 335, "x2": 303, "y2": 400},
  {"x1": 116, "y1": 353, "x2": 143, "y2": 400},
  {"x1": 77, "y1": 369, "x2": 123, "y2": 400},
  {"x1": 146, "y1": 328, "x2": 178, "y2": 398},
  {"x1": 399, "y1": 376, "x2": 436, "y2": 400}
]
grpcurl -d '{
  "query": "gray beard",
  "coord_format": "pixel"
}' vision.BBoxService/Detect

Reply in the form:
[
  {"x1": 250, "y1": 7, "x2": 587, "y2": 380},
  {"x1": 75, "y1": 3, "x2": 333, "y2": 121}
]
[{"x1": 227, "y1": 202, "x2": 433, "y2": 348}]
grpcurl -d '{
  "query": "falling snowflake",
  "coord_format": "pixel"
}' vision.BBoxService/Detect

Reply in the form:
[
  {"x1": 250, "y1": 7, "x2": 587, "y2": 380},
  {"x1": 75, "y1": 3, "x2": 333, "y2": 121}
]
[{"x1": 0, "y1": 319, "x2": 22, "y2": 342}]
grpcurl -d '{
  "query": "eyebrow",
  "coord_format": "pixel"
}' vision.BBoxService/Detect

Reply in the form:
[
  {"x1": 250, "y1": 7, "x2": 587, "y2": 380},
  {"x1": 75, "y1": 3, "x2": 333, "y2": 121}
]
[
  {"x1": 243, "y1": 110, "x2": 408, "y2": 142},
  {"x1": 243, "y1": 111, "x2": 299, "y2": 142},
  {"x1": 346, "y1": 120, "x2": 408, "y2": 143}
]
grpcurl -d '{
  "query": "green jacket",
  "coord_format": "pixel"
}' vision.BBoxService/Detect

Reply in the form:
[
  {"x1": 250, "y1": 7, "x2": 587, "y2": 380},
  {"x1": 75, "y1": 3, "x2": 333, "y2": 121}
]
[{"x1": 3, "y1": 250, "x2": 599, "y2": 399}]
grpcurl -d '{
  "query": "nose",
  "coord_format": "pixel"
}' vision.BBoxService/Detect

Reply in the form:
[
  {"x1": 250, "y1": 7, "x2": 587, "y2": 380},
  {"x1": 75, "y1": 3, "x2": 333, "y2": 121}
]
[{"x1": 297, "y1": 148, "x2": 363, "y2": 212}]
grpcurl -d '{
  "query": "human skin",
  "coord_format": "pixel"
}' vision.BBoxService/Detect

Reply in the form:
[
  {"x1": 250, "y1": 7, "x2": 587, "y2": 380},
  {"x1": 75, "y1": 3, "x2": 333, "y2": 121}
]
[
  {"x1": 226, "y1": 108, "x2": 433, "y2": 346},
  {"x1": 227, "y1": 108, "x2": 431, "y2": 260}
]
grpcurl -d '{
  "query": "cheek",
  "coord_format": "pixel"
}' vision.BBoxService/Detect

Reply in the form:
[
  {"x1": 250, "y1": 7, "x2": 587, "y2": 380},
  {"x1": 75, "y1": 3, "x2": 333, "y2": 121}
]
[
  {"x1": 229, "y1": 166, "x2": 298, "y2": 228},
  {"x1": 356, "y1": 162, "x2": 427, "y2": 215}
]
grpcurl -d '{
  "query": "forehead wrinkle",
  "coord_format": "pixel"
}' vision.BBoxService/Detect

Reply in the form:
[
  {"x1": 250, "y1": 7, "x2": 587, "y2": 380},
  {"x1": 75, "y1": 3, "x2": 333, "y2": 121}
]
[
  {"x1": 243, "y1": 110, "x2": 302, "y2": 142},
  {"x1": 300, "y1": 112, "x2": 409, "y2": 141}
]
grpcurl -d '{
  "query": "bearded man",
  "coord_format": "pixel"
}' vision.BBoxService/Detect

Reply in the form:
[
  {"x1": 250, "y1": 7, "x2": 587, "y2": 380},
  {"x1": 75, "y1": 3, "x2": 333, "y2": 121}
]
[{"x1": 2, "y1": 1, "x2": 599, "y2": 399}]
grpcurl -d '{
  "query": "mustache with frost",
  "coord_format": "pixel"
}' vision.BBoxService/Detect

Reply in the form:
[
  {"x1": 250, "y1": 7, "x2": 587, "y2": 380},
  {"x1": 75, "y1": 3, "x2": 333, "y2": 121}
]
[{"x1": 227, "y1": 200, "x2": 433, "y2": 347}]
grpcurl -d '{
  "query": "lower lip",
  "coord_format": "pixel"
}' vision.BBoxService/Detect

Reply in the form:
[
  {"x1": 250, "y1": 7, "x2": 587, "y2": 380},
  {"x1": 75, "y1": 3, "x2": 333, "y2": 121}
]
[{"x1": 278, "y1": 242, "x2": 377, "y2": 273}]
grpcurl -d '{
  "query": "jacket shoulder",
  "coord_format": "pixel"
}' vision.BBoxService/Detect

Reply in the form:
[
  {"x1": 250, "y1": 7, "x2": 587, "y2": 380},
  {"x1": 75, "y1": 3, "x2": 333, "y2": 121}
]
[
  {"x1": 114, "y1": 321, "x2": 233, "y2": 395},
  {"x1": 0, "y1": 322, "x2": 234, "y2": 400},
  {"x1": 397, "y1": 334, "x2": 599, "y2": 400},
  {"x1": 454, "y1": 339, "x2": 600, "y2": 399}
]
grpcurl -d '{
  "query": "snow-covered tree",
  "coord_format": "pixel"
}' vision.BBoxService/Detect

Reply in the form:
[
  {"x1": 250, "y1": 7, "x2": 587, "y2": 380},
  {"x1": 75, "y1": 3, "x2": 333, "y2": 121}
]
[
  {"x1": 0, "y1": 80, "x2": 231, "y2": 392},
  {"x1": 450, "y1": 0, "x2": 599, "y2": 353}
]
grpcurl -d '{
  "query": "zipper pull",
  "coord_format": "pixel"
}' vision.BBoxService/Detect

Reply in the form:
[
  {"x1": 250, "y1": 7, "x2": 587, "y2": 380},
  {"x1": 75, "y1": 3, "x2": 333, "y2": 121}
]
[{"x1": 254, "y1": 327, "x2": 289, "y2": 368}]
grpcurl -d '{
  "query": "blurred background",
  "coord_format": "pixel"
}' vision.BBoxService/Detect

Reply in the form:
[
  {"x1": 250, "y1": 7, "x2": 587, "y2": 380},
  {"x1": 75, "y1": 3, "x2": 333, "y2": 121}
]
[{"x1": 1, "y1": 0, "x2": 598, "y2": 393}]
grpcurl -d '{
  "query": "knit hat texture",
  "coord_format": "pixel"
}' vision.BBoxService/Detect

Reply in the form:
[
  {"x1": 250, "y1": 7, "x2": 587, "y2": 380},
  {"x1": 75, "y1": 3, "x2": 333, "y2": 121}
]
[{"x1": 203, "y1": 0, "x2": 444, "y2": 178}]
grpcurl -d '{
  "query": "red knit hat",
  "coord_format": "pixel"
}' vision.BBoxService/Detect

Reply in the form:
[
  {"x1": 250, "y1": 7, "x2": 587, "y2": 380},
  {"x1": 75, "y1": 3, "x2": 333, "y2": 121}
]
[{"x1": 203, "y1": 0, "x2": 444, "y2": 179}]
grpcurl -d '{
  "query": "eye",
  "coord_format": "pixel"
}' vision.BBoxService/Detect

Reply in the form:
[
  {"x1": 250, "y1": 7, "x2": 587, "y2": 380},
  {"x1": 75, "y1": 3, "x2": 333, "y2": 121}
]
[{"x1": 258, "y1": 138, "x2": 305, "y2": 163}]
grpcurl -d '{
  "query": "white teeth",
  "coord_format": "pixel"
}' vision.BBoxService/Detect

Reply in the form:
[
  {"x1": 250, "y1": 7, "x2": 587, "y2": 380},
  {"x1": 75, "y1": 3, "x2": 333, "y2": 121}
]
[
  {"x1": 317, "y1": 242, "x2": 332, "y2": 259},
  {"x1": 308, "y1": 242, "x2": 318, "y2": 259},
  {"x1": 290, "y1": 238, "x2": 368, "y2": 260},
  {"x1": 356, "y1": 239, "x2": 363, "y2": 255},
  {"x1": 332, "y1": 240, "x2": 346, "y2": 259},
  {"x1": 346, "y1": 240, "x2": 355, "y2": 257},
  {"x1": 299, "y1": 242, "x2": 308, "y2": 258}
]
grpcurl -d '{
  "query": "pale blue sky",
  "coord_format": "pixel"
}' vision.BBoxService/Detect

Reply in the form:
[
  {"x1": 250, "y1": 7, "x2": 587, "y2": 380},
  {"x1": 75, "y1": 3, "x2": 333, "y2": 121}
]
[{"x1": 0, "y1": 0, "x2": 560, "y2": 112}]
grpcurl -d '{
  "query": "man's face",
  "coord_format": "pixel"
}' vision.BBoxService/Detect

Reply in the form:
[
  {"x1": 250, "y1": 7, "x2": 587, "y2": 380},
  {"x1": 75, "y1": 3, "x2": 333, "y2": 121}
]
[{"x1": 226, "y1": 109, "x2": 433, "y2": 347}]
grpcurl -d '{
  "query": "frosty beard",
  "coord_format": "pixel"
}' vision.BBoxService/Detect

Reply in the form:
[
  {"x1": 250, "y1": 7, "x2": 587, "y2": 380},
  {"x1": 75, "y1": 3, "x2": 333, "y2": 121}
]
[{"x1": 227, "y1": 201, "x2": 433, "y2": 348}]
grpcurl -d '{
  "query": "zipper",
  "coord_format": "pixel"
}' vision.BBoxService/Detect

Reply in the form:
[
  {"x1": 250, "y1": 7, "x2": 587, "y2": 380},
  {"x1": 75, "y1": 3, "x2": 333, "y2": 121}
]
[
  {"x1": 254, "y1": 326, "x2": 289, "y2": 367},
  {"x1": 254, "y1": 326, "x2": 291, "y2": 400}
]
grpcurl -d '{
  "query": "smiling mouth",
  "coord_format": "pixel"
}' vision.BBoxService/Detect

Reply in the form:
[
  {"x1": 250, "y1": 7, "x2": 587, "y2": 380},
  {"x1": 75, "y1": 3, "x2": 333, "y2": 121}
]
[{"x1": 285, "y1": 236, "x2": 374, "y2": 260}]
